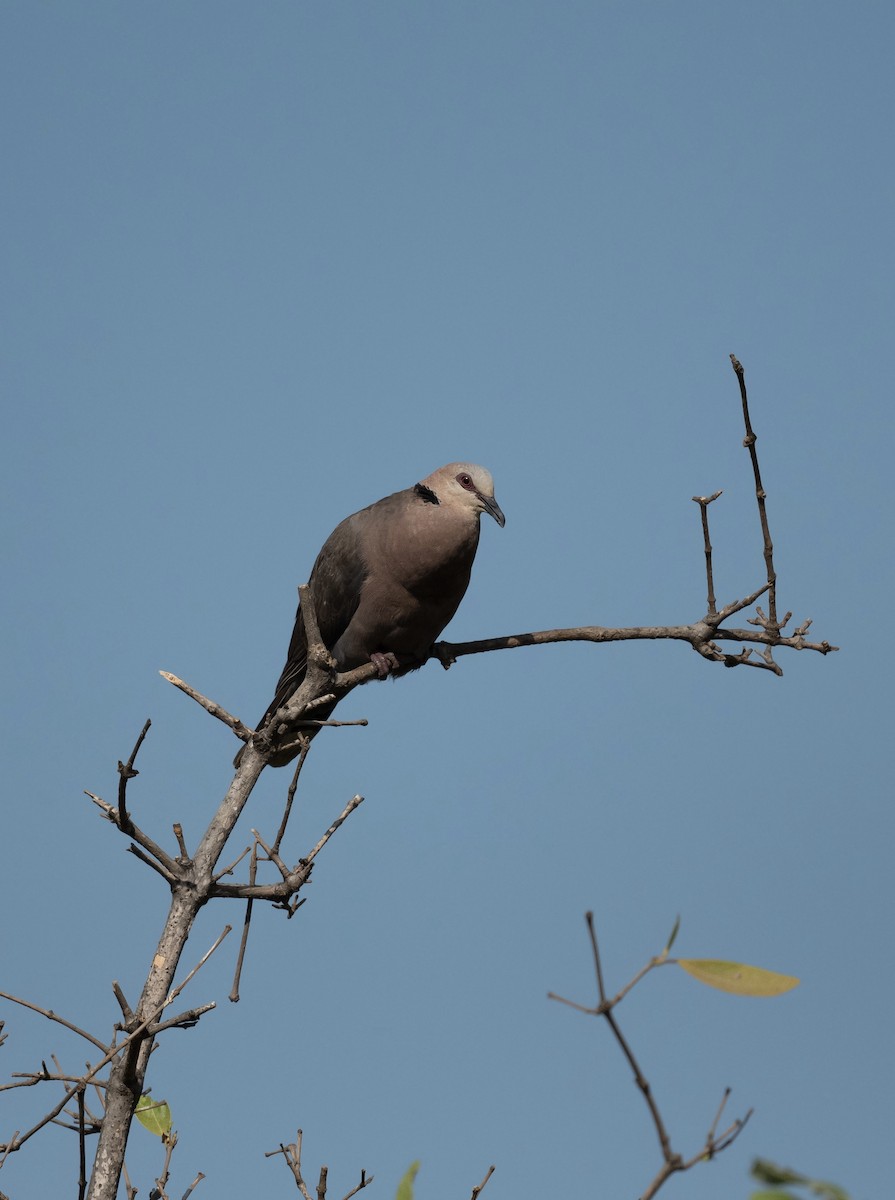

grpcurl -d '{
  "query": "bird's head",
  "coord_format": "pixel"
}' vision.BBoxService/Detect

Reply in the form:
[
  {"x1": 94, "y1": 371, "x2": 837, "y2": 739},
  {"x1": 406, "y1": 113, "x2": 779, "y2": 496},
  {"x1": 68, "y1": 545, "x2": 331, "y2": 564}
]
[{"x1": 420, "y1": 463, "x2": 506, "y2": 527}]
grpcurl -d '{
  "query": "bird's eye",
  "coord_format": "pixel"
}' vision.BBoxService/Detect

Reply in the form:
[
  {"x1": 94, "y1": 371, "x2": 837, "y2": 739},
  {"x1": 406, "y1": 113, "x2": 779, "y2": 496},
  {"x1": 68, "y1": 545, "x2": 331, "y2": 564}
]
[{"x1": 457, "y1": 473, "x2": 474, "y2": 489}]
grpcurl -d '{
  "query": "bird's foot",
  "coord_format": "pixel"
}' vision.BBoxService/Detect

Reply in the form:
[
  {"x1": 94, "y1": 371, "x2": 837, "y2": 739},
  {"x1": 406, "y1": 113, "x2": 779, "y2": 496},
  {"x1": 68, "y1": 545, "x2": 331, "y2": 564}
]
[{"x1": 370, "y1": 651, "x2": 401, "y2": 678}]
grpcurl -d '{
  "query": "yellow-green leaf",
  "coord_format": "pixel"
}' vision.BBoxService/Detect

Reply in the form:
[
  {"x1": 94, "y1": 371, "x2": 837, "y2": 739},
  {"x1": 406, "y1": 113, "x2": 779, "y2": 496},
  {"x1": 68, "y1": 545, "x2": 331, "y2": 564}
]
[
  {"x1": 395, "y1": 1160, "x2": 420, "y2": 1200},
  {"x1": 677, "y1": 959, "x2": 799, "y2": 996},
  {"x1": 135, "y1": 1094, "x2": 173, "y2": 1137}
]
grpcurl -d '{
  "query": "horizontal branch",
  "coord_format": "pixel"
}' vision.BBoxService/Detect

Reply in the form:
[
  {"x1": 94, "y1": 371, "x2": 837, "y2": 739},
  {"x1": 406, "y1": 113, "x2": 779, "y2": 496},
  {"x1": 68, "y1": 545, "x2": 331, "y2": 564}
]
[
  {"x1": 433, "y1": 614, "x2": 837, "y2": 672},
  {"x1": 211, "y1": 872, "x2": 312, "y2": 902}
]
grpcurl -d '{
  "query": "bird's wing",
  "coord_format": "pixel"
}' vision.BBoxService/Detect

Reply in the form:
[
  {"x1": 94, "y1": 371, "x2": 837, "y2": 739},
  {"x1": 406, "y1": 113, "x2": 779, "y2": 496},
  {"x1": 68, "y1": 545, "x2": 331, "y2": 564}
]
[{"x1": 259, "y1": 511, "x2": 370, "y2": 727}]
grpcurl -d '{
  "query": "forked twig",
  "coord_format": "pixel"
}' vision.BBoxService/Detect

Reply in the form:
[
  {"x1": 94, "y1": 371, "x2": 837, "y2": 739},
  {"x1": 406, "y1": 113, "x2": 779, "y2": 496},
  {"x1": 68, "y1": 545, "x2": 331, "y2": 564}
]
[
  {"x1": 266, "y1": 1128, "x2": 372, "y2": 1200},
  {"x1": 550, "y1": 913, "x2": 752, "y2": 1200}
]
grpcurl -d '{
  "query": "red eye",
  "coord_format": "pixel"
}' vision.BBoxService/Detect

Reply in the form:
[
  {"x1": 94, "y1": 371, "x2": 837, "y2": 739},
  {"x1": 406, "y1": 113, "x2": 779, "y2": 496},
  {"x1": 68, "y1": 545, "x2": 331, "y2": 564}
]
[{"x1": 457, "y1": 473, "x2": 474, "y2": 489}]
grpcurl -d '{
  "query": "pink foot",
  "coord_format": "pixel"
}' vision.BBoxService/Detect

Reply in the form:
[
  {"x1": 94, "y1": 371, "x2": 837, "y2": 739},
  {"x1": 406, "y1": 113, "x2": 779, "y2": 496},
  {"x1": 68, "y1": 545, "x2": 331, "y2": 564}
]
[{"x1": 370, "y1": 651, "x2": 401, "y2": 678}]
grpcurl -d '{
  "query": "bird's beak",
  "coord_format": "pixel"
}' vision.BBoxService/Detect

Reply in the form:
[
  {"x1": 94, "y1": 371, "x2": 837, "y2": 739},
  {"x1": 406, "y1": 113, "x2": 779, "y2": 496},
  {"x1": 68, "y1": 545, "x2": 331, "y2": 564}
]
[{"x1": 479, "y1": 493, "x2": 506, "y2": 527}]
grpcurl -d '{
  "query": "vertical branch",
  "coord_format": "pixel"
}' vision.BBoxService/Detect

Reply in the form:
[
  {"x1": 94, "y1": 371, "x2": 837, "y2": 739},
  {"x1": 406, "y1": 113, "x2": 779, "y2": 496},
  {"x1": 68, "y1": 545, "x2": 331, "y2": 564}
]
[
  {"x1": 77, "y1": 1088, "x2": 87, "y2": 1200},
  {"x1": 272, "y1": 741, "x2": 310, "y2": 856},
  {"x1": 585, "y1": 911, "x2": 607, "y2": 1004},
  {"x1": 117, "y1": 719, "x2": 151, "y2": 834},
  {"x1": 730, "y1": 355, "x2": 778, "y2": 629},
  {"x1": 229, "y1": 842, "x2": 259, "y2": 1003},
  {"x1": 691, "y1": 492, "x2": 723, "y2": 615}
]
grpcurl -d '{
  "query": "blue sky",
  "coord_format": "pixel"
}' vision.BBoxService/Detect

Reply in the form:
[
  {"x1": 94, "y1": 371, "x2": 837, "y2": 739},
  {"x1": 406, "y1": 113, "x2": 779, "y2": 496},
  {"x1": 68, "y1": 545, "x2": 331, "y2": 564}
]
[{"x1": 1, "y1": 3, "x2": 891, "y2": 1198}]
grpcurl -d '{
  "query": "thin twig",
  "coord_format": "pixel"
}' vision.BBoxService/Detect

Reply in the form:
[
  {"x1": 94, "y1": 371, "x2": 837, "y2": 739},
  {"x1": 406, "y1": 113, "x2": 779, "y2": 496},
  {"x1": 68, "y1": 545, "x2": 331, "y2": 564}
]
[
  {"x1": 342, "y1": 1170, "x2": 373, "y2": 1200},
  {"x1": 84, "y1": 790, "x2": 181, "y2": 878},
  {"x1": 182, "y1": 1171, "x2": 207, "y2": 1198},
  {"x1": 550, "y1": 915, "x2": 753, "y2": 1200},
  {"x1": 212, "y1": 844, "x2": 252, "y2": 883},
  {"x1": 0, "y1": 993, "x2": 108, "y2": 1054},
  {"x1": 126, "y1": 842, "x2": 179, "y2": 884},
  {"x1": 303, "y1": 796, "x2": 365, "y2": 866},
  {"x1": 691, "y1": 491, "x2": 723, "y2": 615},
  {"x1": 433, "y1": 614, "x2": 836, "y2": 673},
  {"x1": 112, "y1": 982, "x2": 134, "y2": 1026},
  {"x1": 150, "y1": 1003, "x2": 216, "y2": 1035},
  {"x1": 159, "y1": 671, "x2": 253, "y2": 741},
  {"x1": 470, "y1": 1164, "x2": 496, "y2": 1199},
  {"x1": 230, "y1": 843, "x2": 258, "y2": 1004},
  {"x1": 117, "y1": 719, "x2": 151, "y2": 833},
  {"x1": 586, "y1": 912, "x2": 607, "y2": 1004},
  {"x1": 251, "y1": 829, "x2": 291, "y2": 881},
  {"x1": 731, "y1": 354, "x2": 778, "y2": 629},
  {"x1": 272, "y1": 743, "x2": 311, "y2": 855},
  {"x1": 167, "y1": 927, "x2": 231, "y2": 1005},
  {"x1": 1, "y1": 929, "x2": 231, "y2": 1156}
]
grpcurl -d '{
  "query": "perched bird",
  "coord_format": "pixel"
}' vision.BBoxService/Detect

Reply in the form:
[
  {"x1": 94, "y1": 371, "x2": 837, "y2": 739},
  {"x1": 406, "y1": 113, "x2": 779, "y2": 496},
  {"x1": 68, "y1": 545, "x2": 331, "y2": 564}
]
[{"x1": 239, "y1": 462, "x2": 505, "y2": 766}]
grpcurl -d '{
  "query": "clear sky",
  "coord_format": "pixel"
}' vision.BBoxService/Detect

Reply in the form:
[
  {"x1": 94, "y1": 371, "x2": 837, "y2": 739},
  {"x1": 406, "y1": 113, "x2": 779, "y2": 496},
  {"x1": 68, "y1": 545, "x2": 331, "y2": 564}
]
[{"x1": 2, "y1": 4, "x2": 891, "y2": 1198}]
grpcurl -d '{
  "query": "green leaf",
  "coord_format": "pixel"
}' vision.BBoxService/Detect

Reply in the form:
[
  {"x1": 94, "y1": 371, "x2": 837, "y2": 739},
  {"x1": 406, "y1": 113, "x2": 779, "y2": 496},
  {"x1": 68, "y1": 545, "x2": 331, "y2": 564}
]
[
  {"x1": 750, "y1": 1159, "x2": 851, "y2": 1200},
  {"x1": 677, "y1": 959, "x2": 799, "y2": 996},
  {"x1": 395, "y1": 1160, "x2": 420, "y2": 1200},
  {"x1": 752, "y1": 1159, "x2": 807, "y2": 1185},
  {"x1": 135, "y1": 1094, "x2": 172, "y2": 1137},
  {"x1": 664, "y1": 914, "x2": 681, "y2": 954}
]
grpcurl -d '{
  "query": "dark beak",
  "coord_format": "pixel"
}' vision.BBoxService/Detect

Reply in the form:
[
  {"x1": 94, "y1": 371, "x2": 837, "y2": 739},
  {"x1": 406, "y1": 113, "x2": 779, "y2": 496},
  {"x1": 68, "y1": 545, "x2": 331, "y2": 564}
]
[{"x1": 479, "y1": 492, "x2": 506, "y2": 528}]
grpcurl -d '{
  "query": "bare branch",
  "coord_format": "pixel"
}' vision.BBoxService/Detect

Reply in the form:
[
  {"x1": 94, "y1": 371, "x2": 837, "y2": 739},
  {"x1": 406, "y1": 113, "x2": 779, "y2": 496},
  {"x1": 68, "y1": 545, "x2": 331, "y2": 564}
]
[
  {"x1": 586, "y1": 911, "x2": 607, "y2": 1005},
  {"x1": 470, "y1": 1164, "x2": 496, "y2": 1199},
  {"x1": 230, "y1": 843, "x2": 259, "y2": 1004},
  {"x1": 1, "y1": 929, "x2": 230, "y2": 1158},
  {"x1": 181, "y1": 1171, "x2": 206, "y2": 1198},
  {"x1": 0, "y1": 993, "x2": 108, "y2": 1054},
  {"x1": 691, "y1": 491, "x2": 723, "y2": 614},
  {"x1": 166, "y1": 928, "x2": 232, "y2": 1006},
  {"x1": 341, "y1": 1170, "x2": 373, "y2": 1200},
  {"x1": 731, "y1": 353, "x2": 778, "y2": 629},
  {"x1": 551, "y1": 915, "x2": 752, "y2": 1200},
  {"x1": 212, "y1": 843, "x2": 252, "y2": 883},
  {"x1": 111, "y1": 982, "x2": 134, "y2": 1026},
  {"x1": 149, "y1": 1003, "x2": 216, "y2": 1035},
  {"x1": 251, "y1": 829, "x2": 292, "y2": 881},
  {"x1": 84, "y1": 790, "x2": 181, "y2": 879},
  {"x1": 272, "y1": 746, "x2": 310, "y2": 856},
  {"x1": 303, "y1": 796, "x2": 365, "y2": 867},
  {"x1": 266, "y1": 1129, "x2": 371, "y2": 1200},
  {"x1": 126, "y1": 842, "x2": 180, "y2": 884},
  {"x1": 297, "y1": 584, "x2": 328, "y2": 678},
  {"x1": 433, "y1": 609, "x2": 837, "y2": 673},
  {"x1": 117, "y1": 719, "x2": 151, "y2": 834},
  {"x1": 159, "y1": 671, "x2": 253, "y2": 742},
  {"x1": 78, "y1": 1087, "x2": 87, "y2": 1200}
]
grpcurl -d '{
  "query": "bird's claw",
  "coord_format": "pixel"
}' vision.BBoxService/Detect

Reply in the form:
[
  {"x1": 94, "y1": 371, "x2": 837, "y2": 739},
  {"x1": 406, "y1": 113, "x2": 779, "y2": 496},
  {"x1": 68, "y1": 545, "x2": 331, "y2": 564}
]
[{"x1": 370, "y1": 651, "x2": 401, "y2": 678}]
